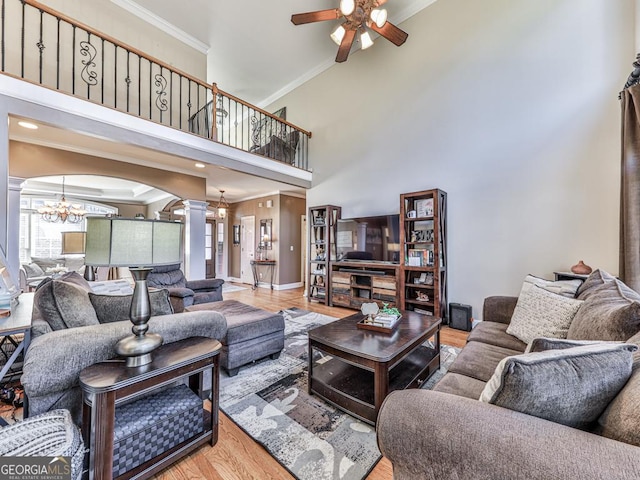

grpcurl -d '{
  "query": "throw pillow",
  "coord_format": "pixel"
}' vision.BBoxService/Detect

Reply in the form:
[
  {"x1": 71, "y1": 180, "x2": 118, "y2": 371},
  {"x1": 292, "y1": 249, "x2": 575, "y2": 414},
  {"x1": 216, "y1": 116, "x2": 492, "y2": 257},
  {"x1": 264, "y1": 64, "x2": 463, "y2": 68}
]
[
  {"x1": 23, "y1": 262, "x2": 45, "y2": 278},
  {"x1": 506, "y1": 285, "x2": 583, "y2": 345},
  {"x1": 525, "y1": 337, "x2": 619, "y2": 353},
  {"x1": 34, "y1": 279, "x2": 100, "y2": 330},
  {"x1": 89, "y1": 289, "x2": 174, "y2": 324},
  {"x1": 568, "y1": 272, "x2": 640, "y2": 341},
  {"x1": 479, "y1": 343, "x2": 637, "y2": 429},
  {"x1": 519, "y1": 274, "x2": 582, "y2": 298}
]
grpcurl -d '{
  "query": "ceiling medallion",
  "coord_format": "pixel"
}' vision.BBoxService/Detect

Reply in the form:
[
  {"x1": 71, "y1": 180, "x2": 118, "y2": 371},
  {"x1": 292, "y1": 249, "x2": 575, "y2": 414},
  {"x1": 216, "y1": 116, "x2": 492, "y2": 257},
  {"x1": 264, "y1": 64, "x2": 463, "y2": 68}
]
[{"x1": 291, "y1": 0, "x2": 408, "y2": 63}]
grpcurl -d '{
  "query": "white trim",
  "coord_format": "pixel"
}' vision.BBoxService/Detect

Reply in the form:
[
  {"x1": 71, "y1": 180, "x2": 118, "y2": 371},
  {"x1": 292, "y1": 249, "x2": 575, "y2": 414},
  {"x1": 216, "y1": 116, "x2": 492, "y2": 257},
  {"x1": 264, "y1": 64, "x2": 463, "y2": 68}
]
[
  {"x1": 271, "y1": 281, "x2": 303, "y2": 291},
  {"x1": 110, "y1": 0, "x2": 210, "y2": 54}
]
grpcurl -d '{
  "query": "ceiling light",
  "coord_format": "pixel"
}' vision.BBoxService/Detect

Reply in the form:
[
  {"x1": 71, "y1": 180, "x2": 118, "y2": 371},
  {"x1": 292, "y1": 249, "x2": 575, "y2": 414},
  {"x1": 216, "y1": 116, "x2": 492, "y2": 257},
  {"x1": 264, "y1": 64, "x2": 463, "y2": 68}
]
[
  {"x1": 360, "y1": 30, "x2": 374, "y2": 50},
  {"x1": 195, "y1": 163, "x2": 205, "y2": 168},
  {"x1": 213, "y1": 190, "x2": 230, "y2": 219},
  {"x1": 18, "y1": 121, "x2": 38, "y2": 130},
  {"x1": 370, "y1": 8, "x2": 387, "y2": 28},
  {"x1": 339, "y1": 0, "x2": 355, "y2": 16},
  {"x1": 331, "y1": 24, "x2": 346, "y2": 45},
  {"x1": 37, "y1": 176, "x2": 86, "y2": 223}
]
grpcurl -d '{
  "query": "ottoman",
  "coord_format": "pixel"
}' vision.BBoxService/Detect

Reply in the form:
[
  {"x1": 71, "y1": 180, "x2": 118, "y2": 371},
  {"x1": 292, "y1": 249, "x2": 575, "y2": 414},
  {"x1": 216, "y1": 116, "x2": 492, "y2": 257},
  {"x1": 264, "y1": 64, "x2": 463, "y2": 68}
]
[{"x1": 186, "y1": 300, "x2": 284, "y2": 376}]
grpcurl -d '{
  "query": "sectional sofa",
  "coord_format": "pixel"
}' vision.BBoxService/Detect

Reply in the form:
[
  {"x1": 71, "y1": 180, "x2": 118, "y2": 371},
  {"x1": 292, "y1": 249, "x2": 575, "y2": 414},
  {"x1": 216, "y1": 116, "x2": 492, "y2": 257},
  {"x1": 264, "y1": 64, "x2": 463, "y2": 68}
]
[{"x1": 378, "y1": 270, "x2": 640, "y2": 479}]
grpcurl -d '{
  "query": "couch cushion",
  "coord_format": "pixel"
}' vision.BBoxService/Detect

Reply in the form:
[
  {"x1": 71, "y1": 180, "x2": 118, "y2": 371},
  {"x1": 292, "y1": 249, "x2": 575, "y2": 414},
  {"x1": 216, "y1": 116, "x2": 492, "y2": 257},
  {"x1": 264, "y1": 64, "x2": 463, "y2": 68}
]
[
  {"x1": 35, "y1": 277, "x2": 99, "y2": 330},
  {"x1": 467, "y1": 321, "x2": 527, "y2": 352},
  {"x1": 519, "y1": 274, "x2": 582, "y2": 298},
  {"x1": 89, "y1": 279, "x2": 134, "y2": 295},
  {"x1": 447, "y1": 341, "x2": 523, "y2": 382},
  {"x1": 507, "y1": 285, "x2": 583, "y2": 344},
  {"x1": 568, "y1": 271, "x2": 640, "y2": 341},
  {"x1": 596, "y1": 332, "x2": 640, "y2": 446},
  {"x1": 479, "y1": 343, "x2": 637, "y2": 429},
  {"x1": 185, "y1": 299, "x2": 284, "y2": 345},
  {"x1": 89, "y1": 289, "x2": 174, "y2": 324},
  {"x1": 432, "y1": 372, "x2": 487, "y2": 400}
]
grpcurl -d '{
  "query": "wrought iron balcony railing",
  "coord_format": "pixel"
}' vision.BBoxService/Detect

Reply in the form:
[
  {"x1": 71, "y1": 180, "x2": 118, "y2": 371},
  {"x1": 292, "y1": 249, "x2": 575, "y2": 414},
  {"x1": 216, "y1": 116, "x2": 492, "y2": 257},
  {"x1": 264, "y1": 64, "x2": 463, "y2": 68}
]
[{"x1": 1, "y1": 0, "x2": 310, "y2": 170}]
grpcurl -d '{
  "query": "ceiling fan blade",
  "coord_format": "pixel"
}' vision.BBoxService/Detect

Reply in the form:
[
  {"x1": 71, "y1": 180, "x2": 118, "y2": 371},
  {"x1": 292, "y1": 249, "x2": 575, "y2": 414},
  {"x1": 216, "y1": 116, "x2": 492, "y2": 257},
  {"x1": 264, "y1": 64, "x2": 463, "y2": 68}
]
[
  {"x1": 370, "y1": 21, "x2": 408, "y2": 46},
  {"x1": 291, "y1": 9, "x2": 339, "y2": 25},
  {"x1": 335, "y1": 28, "x2": 356, "y2": 63}
]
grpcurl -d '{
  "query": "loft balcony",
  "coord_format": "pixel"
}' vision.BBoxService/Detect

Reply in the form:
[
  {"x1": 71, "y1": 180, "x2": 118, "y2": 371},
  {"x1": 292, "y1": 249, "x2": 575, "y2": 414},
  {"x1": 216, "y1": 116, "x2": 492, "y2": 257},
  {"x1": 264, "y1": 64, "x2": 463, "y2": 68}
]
[{"x1": 0, "y1": 0, "x2": 311, "y2": 172}]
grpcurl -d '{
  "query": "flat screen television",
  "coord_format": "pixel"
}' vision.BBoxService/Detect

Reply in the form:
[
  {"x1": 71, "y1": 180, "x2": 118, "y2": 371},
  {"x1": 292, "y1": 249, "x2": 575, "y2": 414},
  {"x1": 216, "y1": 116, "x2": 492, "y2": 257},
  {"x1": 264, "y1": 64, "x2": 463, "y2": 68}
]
[{"x1": 336, "y1": 214, "x2": 401, "y2": 264}]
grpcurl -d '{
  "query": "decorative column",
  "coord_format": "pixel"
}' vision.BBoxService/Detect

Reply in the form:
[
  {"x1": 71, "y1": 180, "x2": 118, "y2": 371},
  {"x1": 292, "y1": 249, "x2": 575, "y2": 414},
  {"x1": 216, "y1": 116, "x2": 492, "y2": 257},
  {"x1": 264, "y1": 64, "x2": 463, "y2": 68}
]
[
  {"x1": 183, "y1": 200, "x2": 207, "y2": 280},
  {"x1": 7, "y1": 177, "x2": 24, "y2": 284}
]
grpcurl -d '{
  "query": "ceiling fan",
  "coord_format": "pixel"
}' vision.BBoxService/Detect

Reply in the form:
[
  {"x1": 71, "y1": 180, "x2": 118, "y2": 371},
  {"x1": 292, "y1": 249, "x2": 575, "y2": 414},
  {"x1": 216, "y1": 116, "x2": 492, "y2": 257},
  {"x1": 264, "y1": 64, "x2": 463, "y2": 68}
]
[{"x1": 291, "y1": 0, "x2": 408, "y2": 63}]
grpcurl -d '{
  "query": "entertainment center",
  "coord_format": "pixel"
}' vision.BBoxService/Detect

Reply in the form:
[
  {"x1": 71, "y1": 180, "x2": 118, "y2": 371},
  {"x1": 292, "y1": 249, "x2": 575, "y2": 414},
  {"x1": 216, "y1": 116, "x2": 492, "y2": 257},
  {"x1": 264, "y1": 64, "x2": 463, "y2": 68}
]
[{"x1": 308, "y1": 188, "x2": 448, "y2": 320}]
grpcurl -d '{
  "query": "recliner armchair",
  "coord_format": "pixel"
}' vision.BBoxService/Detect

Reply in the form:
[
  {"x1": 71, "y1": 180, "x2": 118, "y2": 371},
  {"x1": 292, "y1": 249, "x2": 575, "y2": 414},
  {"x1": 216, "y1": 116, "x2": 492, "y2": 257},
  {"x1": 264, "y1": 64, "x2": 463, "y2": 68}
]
[{"x1": 146, "y1": 264, "x2": 224, "y2": 312}]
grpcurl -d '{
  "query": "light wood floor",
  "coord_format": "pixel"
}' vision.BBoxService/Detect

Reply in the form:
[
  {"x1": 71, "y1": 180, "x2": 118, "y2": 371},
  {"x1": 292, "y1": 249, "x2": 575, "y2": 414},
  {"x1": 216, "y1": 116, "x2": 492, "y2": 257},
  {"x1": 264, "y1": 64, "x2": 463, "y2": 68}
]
[{"x1": 159, "y1": 284, "x2": 469, "y2": 480}]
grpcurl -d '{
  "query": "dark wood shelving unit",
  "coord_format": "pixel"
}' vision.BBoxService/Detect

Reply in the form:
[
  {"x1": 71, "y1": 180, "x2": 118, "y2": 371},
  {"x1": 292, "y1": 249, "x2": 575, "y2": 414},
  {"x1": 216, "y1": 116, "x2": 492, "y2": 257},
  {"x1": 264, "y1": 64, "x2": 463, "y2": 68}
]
[
  {"x1": 399, "y1": 189, "x2": 448, "y2": 322},
  {"x1": 308, "y1": 205, "x2": 341, "y2": 304}
]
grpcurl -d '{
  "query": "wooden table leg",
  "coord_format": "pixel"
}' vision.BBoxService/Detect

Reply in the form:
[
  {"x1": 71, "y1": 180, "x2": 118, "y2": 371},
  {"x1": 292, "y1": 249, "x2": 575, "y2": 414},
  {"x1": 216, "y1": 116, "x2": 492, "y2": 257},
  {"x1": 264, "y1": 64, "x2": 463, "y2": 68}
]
[
  {"x1": 374, "y1": 362, "x2": 390, "y2": 420},
  {"x1": 89, "y1": 390, "x2": 116, "y2": 480}
]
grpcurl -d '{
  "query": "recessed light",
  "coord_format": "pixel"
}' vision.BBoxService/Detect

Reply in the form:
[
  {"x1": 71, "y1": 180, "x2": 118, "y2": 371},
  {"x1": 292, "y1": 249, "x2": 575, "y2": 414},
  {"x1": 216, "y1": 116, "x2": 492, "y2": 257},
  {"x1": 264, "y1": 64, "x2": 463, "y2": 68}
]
[
  {"x1": 18, "y1": 121, "x2": 38, "y2": 130},
  {"x1": 195, "y1": 163, "x2": 205, "y2": 169}
]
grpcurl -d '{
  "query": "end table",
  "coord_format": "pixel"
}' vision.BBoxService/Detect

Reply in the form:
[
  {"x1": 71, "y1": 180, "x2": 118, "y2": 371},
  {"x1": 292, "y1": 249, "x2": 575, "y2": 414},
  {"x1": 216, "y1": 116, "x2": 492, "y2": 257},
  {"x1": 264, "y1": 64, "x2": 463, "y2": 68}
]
[{"x1": 80, "y1": 336, "x2": 221, "y2": 480}]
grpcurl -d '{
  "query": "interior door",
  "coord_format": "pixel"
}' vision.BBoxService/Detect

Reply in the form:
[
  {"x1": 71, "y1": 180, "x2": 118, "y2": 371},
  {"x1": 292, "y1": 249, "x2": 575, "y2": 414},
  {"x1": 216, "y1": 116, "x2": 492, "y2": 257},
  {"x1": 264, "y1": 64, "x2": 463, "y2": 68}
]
[
  {"x1": 241, "y1": 216, "x2": 255, "y2": 285},
  {"x1": 205, "y1": 220, "x2": 215, "y2": 278}
]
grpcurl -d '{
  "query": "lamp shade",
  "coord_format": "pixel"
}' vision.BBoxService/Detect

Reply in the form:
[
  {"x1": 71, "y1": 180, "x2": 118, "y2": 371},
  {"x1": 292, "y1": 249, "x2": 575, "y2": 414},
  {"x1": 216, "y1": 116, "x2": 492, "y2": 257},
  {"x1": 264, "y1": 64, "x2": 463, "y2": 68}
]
[
  {"x1": 61, "y1": 231, "x2": 86, "y2": 254},
  {"x1": 85, "y1": 217, "x2": 183, "y2": 267}
]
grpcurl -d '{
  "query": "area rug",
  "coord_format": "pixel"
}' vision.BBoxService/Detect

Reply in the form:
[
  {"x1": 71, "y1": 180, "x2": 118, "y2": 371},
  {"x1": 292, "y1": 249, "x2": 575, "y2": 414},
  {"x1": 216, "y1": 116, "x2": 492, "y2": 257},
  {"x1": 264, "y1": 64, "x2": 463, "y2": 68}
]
[
  {"x1": 219, "y1": 307, "x2": 460, "y2": 480},
  {"x1": 222, "y1": 282, "x2": 248, "y2": 293}
]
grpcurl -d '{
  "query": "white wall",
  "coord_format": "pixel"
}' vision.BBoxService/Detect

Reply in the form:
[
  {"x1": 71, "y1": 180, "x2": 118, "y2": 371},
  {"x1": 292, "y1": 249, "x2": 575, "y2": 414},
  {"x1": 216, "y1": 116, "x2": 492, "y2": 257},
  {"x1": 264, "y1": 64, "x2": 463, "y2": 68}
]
[{"x1": 270, "y1": 0, "x2": 636, "y2": 318}]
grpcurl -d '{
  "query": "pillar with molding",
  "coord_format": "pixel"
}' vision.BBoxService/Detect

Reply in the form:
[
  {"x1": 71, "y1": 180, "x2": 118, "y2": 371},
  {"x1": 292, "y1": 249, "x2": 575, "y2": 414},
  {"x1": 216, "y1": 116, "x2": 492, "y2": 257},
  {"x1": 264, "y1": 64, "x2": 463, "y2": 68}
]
[
  {"x1": 7, "y1": 177, "x2": 24, "y2": 284},
  {"x1": 183, "y1": 199, "x2": 207, "y2": 280}
]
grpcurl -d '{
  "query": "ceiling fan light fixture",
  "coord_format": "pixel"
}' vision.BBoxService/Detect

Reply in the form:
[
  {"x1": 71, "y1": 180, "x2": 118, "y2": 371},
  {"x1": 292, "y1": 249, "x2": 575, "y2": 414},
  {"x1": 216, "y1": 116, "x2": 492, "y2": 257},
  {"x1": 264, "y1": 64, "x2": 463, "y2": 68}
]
[
  {"x1": 360, "y1": 30, "x2": 374, "y2": 50},
  {"x1": 370, "y1": 8, "x2": 388, "y2": 28},
  {"x1": 330, "y1": 24, "x2": 346, "y2": 45},
  {"x1": 339, "y1": 0, "x2": 355, "y2": 16}
]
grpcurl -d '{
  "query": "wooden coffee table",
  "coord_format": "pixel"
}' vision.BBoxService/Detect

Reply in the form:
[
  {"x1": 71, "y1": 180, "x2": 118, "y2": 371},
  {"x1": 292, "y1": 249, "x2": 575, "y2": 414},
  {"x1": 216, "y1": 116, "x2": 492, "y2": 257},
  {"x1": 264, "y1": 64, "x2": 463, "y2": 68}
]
[{"x1": 307, "y1": 310, "x2": 441, "y2": 425}]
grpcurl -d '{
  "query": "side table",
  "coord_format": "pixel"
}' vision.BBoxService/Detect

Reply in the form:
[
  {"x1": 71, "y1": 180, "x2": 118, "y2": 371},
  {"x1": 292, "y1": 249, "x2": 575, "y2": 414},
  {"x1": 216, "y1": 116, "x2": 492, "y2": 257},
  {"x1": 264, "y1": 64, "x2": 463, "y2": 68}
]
[
  {"x1": 80, "y1": 336, "x2": 221, "y2": 480},
  {"x1": 250, "y1": 260, "x2": 276, "y2": 289}
]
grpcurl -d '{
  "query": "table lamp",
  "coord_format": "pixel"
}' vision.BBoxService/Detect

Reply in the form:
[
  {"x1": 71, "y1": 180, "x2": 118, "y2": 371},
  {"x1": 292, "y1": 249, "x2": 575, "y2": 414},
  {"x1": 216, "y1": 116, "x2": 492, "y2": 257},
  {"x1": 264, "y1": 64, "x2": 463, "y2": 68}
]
[{"x1": 85, "y1": 217, "x2": 183, "y2": 367}]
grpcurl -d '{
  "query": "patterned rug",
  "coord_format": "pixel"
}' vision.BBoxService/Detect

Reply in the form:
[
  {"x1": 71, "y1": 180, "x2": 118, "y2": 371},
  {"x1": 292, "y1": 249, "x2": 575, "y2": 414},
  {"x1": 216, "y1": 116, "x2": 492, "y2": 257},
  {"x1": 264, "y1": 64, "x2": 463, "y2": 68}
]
[
  {"x1": 222, "y1": 282, "x2": 248, "y2": 293},
  {"x1": 219, "y1": 307, "x2": 460, "y2": 480}
]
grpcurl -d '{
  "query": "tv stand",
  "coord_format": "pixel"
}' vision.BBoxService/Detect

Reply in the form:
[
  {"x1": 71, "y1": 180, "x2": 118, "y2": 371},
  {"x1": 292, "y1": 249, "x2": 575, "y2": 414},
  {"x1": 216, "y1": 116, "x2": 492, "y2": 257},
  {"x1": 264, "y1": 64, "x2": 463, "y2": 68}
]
[{"x1": 330, "y1": 262, "x2": 399, "y2": 309}]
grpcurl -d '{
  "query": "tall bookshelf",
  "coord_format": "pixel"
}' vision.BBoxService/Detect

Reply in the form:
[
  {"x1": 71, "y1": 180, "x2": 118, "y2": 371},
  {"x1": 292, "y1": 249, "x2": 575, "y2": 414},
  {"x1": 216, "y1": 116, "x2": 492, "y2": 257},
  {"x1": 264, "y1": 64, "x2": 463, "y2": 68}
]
[
  {"x1": 308, "y1": 205, "x2": 341, "y2": 304},
  {"x1": 399, "y1": 189, "x2": 447, "y2": 322}
]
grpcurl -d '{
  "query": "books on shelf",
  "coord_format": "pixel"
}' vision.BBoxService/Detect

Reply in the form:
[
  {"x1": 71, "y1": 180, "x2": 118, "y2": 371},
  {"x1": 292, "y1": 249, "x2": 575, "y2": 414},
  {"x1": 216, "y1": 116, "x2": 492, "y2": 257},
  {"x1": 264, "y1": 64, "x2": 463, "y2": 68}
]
[{"x1": 407, "y1": 249, "x2": 434, "y2": 267}]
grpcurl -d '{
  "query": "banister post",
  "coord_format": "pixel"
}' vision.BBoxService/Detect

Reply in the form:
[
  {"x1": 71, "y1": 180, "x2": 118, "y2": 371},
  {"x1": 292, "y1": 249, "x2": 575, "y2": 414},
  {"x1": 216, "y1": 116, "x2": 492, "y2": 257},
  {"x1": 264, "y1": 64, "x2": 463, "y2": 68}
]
[{"x1": 211, "y1": 83, "x2": 218, "y2": 142}]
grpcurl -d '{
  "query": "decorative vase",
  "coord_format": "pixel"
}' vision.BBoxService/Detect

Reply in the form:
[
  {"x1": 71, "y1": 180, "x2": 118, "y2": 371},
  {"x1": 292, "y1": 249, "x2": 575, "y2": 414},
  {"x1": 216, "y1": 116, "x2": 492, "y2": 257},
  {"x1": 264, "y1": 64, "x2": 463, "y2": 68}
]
[{"x1": 571, "y1": 260, "x2": 592, "y2": 275}]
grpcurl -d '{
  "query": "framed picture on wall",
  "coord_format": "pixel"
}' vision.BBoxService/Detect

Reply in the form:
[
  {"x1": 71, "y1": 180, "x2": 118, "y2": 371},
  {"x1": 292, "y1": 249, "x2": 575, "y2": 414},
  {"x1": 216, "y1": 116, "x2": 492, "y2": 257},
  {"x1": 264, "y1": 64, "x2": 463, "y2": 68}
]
[{"x1": 233, "y1": 225, "x2": 240, "y2": 245}]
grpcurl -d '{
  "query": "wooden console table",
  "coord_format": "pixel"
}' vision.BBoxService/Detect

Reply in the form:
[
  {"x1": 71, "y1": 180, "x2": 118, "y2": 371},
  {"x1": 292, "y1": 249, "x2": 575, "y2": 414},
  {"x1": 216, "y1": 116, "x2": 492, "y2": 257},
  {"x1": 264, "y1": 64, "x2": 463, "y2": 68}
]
[
  {"x1": 250, "y1": 260, "x2": 276, "y2": 289},
  {"x1": 80, "y1": 337, "x2": 221, "y2": 480}
]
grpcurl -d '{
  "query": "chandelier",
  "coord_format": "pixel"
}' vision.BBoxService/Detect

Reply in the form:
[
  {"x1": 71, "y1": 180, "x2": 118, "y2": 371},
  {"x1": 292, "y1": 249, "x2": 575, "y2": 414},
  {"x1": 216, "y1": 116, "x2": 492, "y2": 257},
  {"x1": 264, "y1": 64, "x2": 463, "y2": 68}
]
[
  {"x1": 212, "y1": 190, "x2": 230, "y2": 219},
  {"x1": 37, "y1": 177, "x2": 87, "y2": 223}
]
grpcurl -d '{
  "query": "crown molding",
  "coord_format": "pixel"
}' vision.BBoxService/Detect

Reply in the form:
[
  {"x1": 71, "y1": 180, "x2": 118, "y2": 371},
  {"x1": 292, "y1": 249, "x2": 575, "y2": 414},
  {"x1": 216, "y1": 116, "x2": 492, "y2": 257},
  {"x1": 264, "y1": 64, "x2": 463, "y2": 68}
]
[{"x1": 110, "y1": 0, "x2": 210, "y2": 54}]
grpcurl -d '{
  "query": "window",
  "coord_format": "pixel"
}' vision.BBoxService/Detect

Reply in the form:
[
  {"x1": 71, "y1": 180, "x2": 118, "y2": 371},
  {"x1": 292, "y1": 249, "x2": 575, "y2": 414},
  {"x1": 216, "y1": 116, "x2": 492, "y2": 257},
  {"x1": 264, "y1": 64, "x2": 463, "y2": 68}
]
[{"x1": 19, "y1": 196, "x2": 117, "y2": 263}]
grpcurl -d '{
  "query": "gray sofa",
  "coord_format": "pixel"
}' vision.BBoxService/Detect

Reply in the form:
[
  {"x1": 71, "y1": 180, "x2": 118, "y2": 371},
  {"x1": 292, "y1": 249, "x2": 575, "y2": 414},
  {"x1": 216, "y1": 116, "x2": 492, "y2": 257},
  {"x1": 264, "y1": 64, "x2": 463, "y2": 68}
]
[
  {"x1": 21, "y1": 272, "x2": 227, "y2": 425},
  {"x1": 378, "y1": 270, "x2": 640, "y2": 479}
]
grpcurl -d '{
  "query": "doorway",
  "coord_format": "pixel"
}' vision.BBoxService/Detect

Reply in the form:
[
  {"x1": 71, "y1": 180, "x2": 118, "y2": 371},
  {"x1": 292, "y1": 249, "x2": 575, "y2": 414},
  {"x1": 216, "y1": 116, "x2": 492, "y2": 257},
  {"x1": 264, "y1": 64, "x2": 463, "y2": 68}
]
[
  {"x1": 240, "y1": 215, "x2": 255, "y2": 285},
  {"x1": 205, "y1": 219, "x2": 215, "y2": 278}
]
